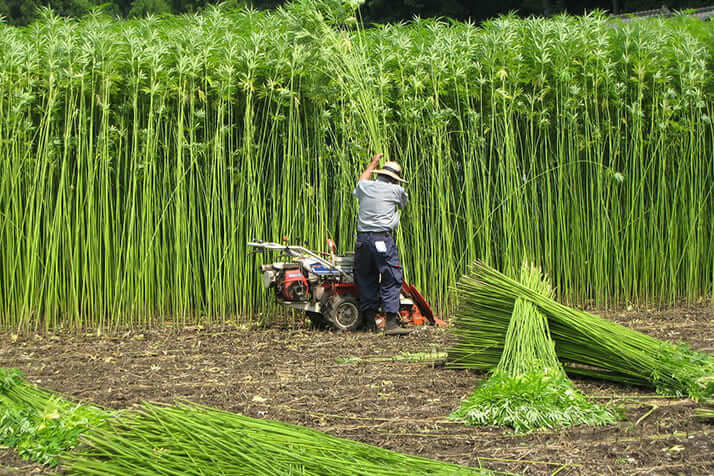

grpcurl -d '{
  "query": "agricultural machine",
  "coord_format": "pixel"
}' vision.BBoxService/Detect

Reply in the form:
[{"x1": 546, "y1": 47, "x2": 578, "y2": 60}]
[{"x1": 248, "y1": 239, "x2": 443, "y2": 331}]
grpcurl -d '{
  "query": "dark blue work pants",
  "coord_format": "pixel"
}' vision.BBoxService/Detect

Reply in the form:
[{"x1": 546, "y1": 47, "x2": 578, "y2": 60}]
[{"x1": 354, "y1": 232, "x2": 403, "y2": 314}]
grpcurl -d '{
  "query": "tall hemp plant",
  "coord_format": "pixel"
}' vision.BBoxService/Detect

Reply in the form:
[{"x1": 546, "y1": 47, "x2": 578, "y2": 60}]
[{"x1": 1, "y1": 4, "x2": 713, "y2": 330}]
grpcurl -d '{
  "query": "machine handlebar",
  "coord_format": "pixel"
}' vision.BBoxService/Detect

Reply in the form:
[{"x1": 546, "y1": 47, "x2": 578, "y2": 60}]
[{"x1": 247, "y1": 241, "x2": 351, "y2": 279}]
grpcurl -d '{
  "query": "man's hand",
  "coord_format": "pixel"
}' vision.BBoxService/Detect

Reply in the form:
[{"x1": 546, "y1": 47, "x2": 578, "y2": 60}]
[{"x1": 358, "y1": 153, "x2": 384, "y2": 182}]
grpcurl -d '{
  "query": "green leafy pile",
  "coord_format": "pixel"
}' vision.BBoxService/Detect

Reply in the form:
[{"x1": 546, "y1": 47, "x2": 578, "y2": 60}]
[
  {"x1": 66, "y1": 402, "x2": 488, "y2": 475},
  {"x1": 450, "y1": 263, "x2": 616, "y2": 432},
  {"x1": 448, "y1": 262, "x2": 714, "y2": 401},
  {"x1": 450, "y1": 370, "x2": 617, "y2": 432},
  {"x1": 0, "y1": 368, "x2": 109, "y2": 467}
]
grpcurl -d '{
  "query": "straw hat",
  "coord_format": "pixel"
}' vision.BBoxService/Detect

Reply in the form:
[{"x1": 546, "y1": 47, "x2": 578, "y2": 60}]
[{"x1": 374, "y1": 161, "x2": 407, "y2": 184}]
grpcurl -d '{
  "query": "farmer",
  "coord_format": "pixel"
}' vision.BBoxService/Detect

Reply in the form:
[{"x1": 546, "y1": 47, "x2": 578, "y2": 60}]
[{"x1": 353, "y1": 153, "x2": 412, "y2": 336}]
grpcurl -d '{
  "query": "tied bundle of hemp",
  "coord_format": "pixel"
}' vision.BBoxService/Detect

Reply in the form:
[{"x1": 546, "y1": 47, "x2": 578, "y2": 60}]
[
  {"x1": 447, "y1": 262, "x2": 714, "y2": 401},
  {"x1": 450, "y1": 264, "x2": 616, "y2": 432},
  {"x1": 0, "y1": 369, "x2": 108, "y2": 466},
  {"x1": 66, "y1": 402, "x2": 487, "y2": 475}
]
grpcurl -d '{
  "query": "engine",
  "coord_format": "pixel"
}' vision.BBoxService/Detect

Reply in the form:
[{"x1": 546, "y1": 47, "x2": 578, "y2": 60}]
[
  {"x1": 261, "y1": 263, "x2": 311, "y2": 302},
  {"x1": 277, "y1": 268, "x2": 310, "y2": 301}
]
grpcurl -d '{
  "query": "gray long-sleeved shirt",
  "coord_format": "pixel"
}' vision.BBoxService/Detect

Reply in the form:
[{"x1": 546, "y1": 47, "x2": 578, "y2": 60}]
[{"x1": 353, "y1": 179, "x2": 409, "y2": 232}]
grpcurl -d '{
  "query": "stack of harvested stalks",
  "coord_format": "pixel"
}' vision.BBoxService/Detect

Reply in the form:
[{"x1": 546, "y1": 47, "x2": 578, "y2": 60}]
[
  {"x1": 65, "y1": 402, "x2": 487, "y2": 475},
  {"x1": 448, "y1": 262, "x2": 714, "y2": 402},
  {"x1": 2, "y1": 369, "x2": 488, "y2": 474},
  {"x1": 450, "y1": 263, "x2": 616, "y2": 431}
]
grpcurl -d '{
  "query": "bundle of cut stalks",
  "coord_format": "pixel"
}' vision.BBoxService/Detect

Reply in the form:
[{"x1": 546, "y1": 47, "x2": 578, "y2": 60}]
[
  {"x1": 448, "y1": 262, "x2": 714, "y2": 401},
  {"x1": 66, "y1": 402, "x2": 487, "y2": 475},
  {"x1": 1, "y1": 369, "x2": 488, "y2": 474},
  {"x1": 450, "y1": 264, "x2": 616, "y2": 431}
]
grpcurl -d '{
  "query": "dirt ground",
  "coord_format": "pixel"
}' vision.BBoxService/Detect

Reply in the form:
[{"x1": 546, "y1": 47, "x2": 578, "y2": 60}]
[{"x1": 1, "y1": 305, "x2": 713, "y2": 475}]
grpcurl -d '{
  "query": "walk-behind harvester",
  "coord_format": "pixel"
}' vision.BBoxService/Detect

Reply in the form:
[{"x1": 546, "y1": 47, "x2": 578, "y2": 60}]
[{"x1": 248, "y1": 239, "x2": 443, "y2": 331}]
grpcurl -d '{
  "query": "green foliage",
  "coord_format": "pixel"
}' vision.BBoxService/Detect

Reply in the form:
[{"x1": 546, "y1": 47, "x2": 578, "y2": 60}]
[
  {"x1": 0, "y1": 369, "x2": 109, "y2": 467},
  {"x1": 451, "y1": 370, "x2": 619, "y2": 432},
  {"x1": 653, "y1": 343, "x2": 714, "y2": 400},
  {"x1": 0, "y1": 368, "x2": 24, "y2": 390},
  {"x1": 0, "y1": 401, "x2": 106, "y2": 466}
]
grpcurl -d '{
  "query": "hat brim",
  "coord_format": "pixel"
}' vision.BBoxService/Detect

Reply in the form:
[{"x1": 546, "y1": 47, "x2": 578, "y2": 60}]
[{"x1": 374, "y1": 169, "x2": 408, "y2": 184}]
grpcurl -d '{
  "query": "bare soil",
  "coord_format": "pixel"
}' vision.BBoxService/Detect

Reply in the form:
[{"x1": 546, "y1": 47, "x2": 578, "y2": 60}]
[{"x1": 1, "y1": 305, "x2": 713, "y2": 475}]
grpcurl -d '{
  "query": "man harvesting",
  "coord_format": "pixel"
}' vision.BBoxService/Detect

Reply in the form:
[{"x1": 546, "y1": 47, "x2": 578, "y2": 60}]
[{"x1": 353, "y1": 153, "x2": 412, "y2": 336}]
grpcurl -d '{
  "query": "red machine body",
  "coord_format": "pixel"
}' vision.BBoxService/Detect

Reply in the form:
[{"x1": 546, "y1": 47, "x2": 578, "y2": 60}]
[
  {"x1": 249, "y1": 239, "x2": 443, "y2": 331},
  {"x1": 279, "y1": 269, "x2": 310, "y2": 301}
]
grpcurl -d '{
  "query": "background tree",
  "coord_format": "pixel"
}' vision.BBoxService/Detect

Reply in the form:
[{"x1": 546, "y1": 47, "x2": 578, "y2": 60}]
[
  {"x1": 0, "y1": 0, "x2": 40, "y2": 25},
  {"x1": 1, "y1": 1, "x2": 713, "y2": 28},
  {"x1": 128, "y1": 0, "x2": 172, "y2": 17}
]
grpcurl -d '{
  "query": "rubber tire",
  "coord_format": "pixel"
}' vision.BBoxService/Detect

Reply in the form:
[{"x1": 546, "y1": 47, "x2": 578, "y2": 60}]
[
  {"x1": 305, "y1": 311, "x2": 330, "y2": 330},
  {"x1": 326, "y1": 295, "x2": 362, "y2": 331}
]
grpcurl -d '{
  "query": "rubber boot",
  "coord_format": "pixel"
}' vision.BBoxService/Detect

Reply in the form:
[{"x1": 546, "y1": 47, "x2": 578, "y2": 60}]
[
  {"x1": 362, "y1": 310, "x2": 378, "y2": 332},
  {"x1": 384, "y1": 312, "x2": 412, "y2": 336}
]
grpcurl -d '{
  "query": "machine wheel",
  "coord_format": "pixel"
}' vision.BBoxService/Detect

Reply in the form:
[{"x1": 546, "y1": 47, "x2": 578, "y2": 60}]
[
  {"x1": 326, "y1": 295, "x2": 362, "y2": 331},
  {"x1": 305, "y1": 311, "x2": 330, "y2": 330}
]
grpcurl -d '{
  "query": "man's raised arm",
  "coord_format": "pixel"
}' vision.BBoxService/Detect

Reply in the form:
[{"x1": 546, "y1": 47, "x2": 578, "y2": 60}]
[{"x1": 358, "y1": 153, "x2": 384, "y2": 183}]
